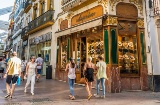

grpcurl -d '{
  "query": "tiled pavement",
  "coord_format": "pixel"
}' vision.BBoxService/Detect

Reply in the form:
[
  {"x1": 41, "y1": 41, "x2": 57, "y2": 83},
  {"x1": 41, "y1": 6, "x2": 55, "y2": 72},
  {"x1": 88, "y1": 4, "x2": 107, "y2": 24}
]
[{"x1": 0, "y1": 78, "x2": 160, "y2": 105}]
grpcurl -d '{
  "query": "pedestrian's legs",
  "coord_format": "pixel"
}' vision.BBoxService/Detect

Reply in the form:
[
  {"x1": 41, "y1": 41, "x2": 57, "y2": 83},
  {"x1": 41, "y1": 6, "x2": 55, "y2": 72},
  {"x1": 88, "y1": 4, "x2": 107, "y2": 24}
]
[
  {"x1": 31, "y1": 75, "x2": 35, "y2": 94},
  {"x1": 101, "y1": 78, "x2": 106, "y2": 96},
  {"x1": 10, "y1": 84, "x2": 16, "y2": 97},
  {"x1": 68, "y1": 78, "x2": 74, "y2": 96},
  {"x1": 96, "y1": 79, "x2": 101, "y2": 95},
  {"x1": 25, "y1": 74, "x2": 32, "y2": 91},
  {"x1": 6, "y1": 83, "x2": 11, "y2": 94}
]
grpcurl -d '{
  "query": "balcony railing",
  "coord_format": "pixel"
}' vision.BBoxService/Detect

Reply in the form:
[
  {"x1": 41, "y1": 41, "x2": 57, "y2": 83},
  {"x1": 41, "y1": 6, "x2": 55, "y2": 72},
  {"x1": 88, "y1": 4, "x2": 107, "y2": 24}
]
[
  {"x1": 28, "y1": 10, "x2": 54, "y2": 31},
  {"x1": 61, "y1": 0, "x2": 87, "y2": 11},
  {"x1": 24, "y1": 0, "x2": 32, "y2": 13},
  {"x1": 154, "y1": 0, "x2": 160, "y2": 16},
  {"x1": 22, "y1": 26, "x2": 29, "y2": 37}
]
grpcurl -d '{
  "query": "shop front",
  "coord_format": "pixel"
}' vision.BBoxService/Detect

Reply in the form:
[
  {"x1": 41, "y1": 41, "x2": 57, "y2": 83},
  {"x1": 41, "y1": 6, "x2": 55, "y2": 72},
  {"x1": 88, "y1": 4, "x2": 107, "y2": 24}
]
[
  {"x1": 29, "y1": 32, "x2": 52, "y2": 75},
  {"x1": 55, "y1": 2, "x2": 147, "y2": 93}
]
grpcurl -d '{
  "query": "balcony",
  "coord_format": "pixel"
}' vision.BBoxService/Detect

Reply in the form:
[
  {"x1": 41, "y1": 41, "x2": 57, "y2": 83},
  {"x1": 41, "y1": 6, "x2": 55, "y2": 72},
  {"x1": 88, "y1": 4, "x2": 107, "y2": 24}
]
[
  {"x1": 12, "y1": 24, "x2": 22, "y2": 39},
  {"x1": 24, "y1": 0, "x2": 32, "y2": 13},
  {"x1": 61, "y1": 0, "x2": 89, "y2": 11},
  {"x1": 22, "y1": 26, "x2": 29, "y2": 37},
  {"x1": 28, "y1": 10, "x2": 54, "y2": 34},
  {"x1": 154, "y1": 0, "x2": 160, "y2": 16}
]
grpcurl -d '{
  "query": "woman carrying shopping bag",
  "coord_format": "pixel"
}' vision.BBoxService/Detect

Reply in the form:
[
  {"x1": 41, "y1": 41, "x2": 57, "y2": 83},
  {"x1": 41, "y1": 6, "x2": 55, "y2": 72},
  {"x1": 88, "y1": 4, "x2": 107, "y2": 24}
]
[
  {"x1": 24, "y1": 56, "x2": 37, "y2": 95},
  {"x1": 83, "y1": 57, "x2": 95, "y2": 100},
  {"x1": 65, "y1": 58, "x2": 76, "y2": 100}
]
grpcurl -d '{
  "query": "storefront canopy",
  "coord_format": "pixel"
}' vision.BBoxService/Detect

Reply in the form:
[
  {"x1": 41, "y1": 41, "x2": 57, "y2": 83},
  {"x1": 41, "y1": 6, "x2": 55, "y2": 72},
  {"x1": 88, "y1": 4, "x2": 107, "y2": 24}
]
[{"x1": 55, "y1": 17, "x2": 102, "y2": 37}]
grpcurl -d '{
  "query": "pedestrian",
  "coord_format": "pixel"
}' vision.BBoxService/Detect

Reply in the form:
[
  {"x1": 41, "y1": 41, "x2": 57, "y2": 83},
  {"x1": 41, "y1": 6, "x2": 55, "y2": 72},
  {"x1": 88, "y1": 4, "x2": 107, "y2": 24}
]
[
  {"x1": 4, "y1": 52, "x2": 21, "y2": 99},
  {"x1": 24, "y1": 56, "x2": 37, "y2": 95},
  {"x1": 0, "y1": 58, "x2": 6, "y2": 79},
  {"x1": 83, "y1": 57, "x2": 95, "y2": 100},
  {"x1": 65, "y1": 58, "x2": 76, "y2": 100},
  {"x1": 21, "y1": 56, "x2": 27, "y2": 81},
  {"x1": 94, "y1": 55, "x2": 107, "y2": 99},
  {"x1": 35, "y1": 54, "x2": 43, "y2": 82}
]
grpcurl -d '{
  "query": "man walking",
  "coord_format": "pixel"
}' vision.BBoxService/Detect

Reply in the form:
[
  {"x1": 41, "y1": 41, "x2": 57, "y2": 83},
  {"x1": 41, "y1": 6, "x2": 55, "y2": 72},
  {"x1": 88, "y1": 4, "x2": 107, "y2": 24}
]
[
  {"x1": 4, "y1": 52, "x2": 21, "y2": 99},
  {"x1": 94, "y1": 55, "x2": 107, "y2": 99},
  {"x1": 36, "y1": 54, "x2": 43, "y2": 82}
]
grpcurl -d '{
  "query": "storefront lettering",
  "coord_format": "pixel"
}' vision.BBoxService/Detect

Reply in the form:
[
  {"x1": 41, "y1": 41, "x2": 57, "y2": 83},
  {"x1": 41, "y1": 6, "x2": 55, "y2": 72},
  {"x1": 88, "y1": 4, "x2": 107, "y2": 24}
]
[
  {"x1": 71, "y1": 5, "x2": 103, "y2": 26},
  {"x1": 76, "y1": 12, "x2": 96, "y2": 23}
]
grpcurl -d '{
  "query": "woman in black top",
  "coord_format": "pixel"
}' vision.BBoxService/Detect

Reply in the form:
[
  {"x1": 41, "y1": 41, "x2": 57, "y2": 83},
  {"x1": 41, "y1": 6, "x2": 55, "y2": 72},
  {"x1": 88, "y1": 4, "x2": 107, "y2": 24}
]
[{"x1": 83, "y1": 57, "x2": 95, "y2": 100}]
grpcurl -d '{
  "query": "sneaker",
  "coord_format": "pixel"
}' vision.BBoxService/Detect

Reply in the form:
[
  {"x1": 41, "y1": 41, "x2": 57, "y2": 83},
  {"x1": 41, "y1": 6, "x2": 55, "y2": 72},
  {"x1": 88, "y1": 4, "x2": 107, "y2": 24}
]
[
  {"x1": 94, "y1": 94, "x2": 100, "y2": 98},
  {"x1": 31, "y1": 92, "x2": 34, "y2": 95},
  {"x1": 101, "y1": 95, "x2": 105, "y2": 99},
  {"x1": 24, "y1": 88, "x2": 27, "y2": 93},
  {"x1": 5, "y1": 94, "x2": 10, "y2": 98}
]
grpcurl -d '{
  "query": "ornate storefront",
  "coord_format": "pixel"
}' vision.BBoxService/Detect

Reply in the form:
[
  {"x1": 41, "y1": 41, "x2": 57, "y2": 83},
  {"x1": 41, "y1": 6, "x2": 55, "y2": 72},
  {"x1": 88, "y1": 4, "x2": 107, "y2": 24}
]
[{"x1": 55, "y1": 0, "x2": 147, "y2": 92}]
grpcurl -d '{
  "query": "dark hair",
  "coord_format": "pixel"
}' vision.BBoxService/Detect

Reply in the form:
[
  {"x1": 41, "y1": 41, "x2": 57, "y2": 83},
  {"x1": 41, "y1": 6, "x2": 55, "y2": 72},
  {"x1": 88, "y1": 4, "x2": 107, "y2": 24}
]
[
  {"x1": 98, "y1": 55, "x2": 103, "y2": 60},
  {"x1": 22, "y1": 56, "x2": 25, "y2": 60},
  {"x1": 69, "y1": 58, "x2": 75, "y2": 68},
  {"x1": 38, "y1": 54, "x2": 41, "y2": 57}
]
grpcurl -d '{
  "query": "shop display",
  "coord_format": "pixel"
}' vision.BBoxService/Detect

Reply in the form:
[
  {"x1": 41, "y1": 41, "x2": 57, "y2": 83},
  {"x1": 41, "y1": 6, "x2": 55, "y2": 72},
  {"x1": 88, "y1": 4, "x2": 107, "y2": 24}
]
[
  {"x1": 118, "y1": 36, "x2": 139, "y2": 75},
  {"x1": 88, "y1": 38, "x2": 104, "y2": 63}
]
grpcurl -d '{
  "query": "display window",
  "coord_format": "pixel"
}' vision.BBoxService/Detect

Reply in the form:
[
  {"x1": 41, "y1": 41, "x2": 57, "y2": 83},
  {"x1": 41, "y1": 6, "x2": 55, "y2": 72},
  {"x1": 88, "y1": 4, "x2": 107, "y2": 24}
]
[
  {"x1": 87, "y1": 36, "x2": 104, "y2": 64},
  {"x1": 61, "y1": 37, "x2": 68, "y2": 69},
  {"x1": 118, "y1": 35, "x2": 139, "y2": 76}
]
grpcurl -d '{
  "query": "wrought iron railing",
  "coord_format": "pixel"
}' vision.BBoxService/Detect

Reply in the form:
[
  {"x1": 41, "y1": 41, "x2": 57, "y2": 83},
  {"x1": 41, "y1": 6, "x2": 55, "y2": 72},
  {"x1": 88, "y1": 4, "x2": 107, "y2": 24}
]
[
  {"x1": 61, "y1": 0, "x2": 87, "y2": 11},
  {"x1": 154, "y1": 0, "x2": 160, "y2": 16},
  {"x1": 24, "y1": 0, "x2": 32, "y2": 10},
  {"x1": 22, "y1": 26, "x2": 29, "y2": 37},
  {"x1": 28, "y1": 10, "x2": 54, "y2": 31},
  {"x1": 61, "y1": 0, "x2": 73, "y2": 6}
]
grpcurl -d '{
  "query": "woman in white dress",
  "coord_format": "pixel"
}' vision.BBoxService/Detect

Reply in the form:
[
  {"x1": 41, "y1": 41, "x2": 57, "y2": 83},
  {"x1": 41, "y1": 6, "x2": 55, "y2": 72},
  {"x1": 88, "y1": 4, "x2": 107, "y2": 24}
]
[{"x1": 24, "y1": 56, "x2": 37, "y2": 95}]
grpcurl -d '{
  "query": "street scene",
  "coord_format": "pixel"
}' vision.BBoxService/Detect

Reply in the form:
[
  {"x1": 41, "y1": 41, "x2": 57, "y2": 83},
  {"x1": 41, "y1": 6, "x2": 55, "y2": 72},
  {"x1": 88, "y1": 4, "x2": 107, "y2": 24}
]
[
  {"x1": 0, "y1": 78, "x2": 160, "y2": 105},
  {"x1": 0, "y1": 0, "x2": 160, "y2": 105}
]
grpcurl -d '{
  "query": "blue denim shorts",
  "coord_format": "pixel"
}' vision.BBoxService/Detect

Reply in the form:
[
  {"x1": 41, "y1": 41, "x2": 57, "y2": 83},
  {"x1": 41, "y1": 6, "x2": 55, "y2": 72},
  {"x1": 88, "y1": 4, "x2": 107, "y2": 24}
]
[{"x1": 37, "y1": 69, "x2": 42, "y2": 74}]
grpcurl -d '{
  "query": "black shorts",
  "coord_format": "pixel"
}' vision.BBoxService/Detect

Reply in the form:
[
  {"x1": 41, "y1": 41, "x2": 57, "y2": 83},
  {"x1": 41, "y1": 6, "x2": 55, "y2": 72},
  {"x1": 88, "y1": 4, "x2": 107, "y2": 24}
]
[
  {"x1": 6, "y1": 75, "x2": 18, "y2": 84},
  {"x1": 0, "y1": 70, "x2": 4, "y2": 73}
]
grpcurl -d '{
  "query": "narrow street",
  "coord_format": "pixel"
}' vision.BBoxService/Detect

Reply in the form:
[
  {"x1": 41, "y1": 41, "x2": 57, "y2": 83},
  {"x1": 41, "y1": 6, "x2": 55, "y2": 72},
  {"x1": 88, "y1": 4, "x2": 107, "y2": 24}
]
[{"x1": 0, "y1": 78, "x2": 160, "y2": 105}]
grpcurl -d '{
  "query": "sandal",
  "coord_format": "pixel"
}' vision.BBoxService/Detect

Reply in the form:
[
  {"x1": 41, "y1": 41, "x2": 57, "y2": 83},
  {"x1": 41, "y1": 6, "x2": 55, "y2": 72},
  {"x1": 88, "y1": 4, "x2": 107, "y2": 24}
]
[
  {"x1": 69, "y1": 95, "x2": 72, "y2": 98},
  {"x1": 70, "y1": 96, "x2": 75, "y2": 100},
  {"x1": 87, "y1": 94, "x2": 92, "y2": 100},
  {"x1": 9, "y1": 95, "x2": 12, "y2": 99}
]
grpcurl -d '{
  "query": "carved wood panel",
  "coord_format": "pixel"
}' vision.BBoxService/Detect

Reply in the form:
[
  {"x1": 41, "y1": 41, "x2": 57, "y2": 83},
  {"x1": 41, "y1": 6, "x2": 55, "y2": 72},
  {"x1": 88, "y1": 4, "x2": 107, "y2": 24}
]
[{"x1": 116, "y1": 3, "x2": 138, "y2": 19}]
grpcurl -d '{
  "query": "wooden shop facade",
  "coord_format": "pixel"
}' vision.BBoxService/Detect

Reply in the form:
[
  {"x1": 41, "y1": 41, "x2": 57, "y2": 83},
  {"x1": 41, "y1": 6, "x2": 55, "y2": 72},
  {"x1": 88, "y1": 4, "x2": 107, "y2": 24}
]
[{"x1": 55, "y1": 1, "x2": 148, "y2": 92}]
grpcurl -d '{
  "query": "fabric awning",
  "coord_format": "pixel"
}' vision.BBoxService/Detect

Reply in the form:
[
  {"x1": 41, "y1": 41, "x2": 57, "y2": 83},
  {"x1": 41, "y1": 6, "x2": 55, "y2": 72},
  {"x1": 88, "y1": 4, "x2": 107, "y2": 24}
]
[{"x1": 55, "y1": 17, "x2": 102, "y2": 37}]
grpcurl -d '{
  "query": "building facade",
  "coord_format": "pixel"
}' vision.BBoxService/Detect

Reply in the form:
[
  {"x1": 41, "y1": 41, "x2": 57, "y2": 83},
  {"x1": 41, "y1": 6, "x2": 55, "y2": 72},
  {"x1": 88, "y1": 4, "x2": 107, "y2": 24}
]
[
  {"x1": 53, "y1": 0, "x2": 149, "y2": 92},
  {"x1": 22, "y1": 0, "x2": 55, "y2": 75},
  {"x1": 144, "y1": 0, "x2": 160, "y2": 92}
]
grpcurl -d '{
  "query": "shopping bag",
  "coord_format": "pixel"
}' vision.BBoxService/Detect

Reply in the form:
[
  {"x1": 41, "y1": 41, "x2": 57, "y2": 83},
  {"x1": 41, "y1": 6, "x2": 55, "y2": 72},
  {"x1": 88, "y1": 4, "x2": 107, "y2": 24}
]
[
  {"x1": 79, "y1": 77, "x2": 88, "y2": 84},
  {"x1": 17, "y1": 76, "x2": 21, "y2": 86}
]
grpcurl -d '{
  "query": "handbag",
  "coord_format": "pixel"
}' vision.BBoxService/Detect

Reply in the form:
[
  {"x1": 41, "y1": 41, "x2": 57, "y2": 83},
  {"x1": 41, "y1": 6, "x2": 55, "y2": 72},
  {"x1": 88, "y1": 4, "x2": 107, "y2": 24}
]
[{"x1": 79, "y1": 77, "x2": 88, "y2": 84}]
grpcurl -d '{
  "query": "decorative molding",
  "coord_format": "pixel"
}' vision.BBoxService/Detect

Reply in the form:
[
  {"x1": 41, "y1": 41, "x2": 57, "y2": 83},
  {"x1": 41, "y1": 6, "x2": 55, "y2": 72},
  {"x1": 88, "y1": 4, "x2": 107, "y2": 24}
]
[
  {"x1": 109, "y1": 0, "x2": 124, "y2": 11},
  {"x1": 103, "y1": 16, "x2": 118, "y2": 26},
  {"x1": 129, "y1": 0, "x2": 143, "y2": 15},
  {"x1": 137, "y1": 19, "x2": 144, "y2": 28},
  {"x1": 65, "y1": 12, "x2": 74, "y2": 20},
  {"x1": 98, "y1": 0, "x2": 108, "y2": 8}
]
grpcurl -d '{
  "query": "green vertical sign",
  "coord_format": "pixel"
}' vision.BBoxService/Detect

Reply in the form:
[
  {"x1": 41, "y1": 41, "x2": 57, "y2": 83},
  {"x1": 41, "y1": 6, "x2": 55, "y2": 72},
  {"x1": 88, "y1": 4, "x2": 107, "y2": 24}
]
[
  {"x1": 140, "y1": 32, "x2": 146, "y2": 64},
  {"x1": 111, "y1": 29, "x2": 118, "y2": 64},
  {"x1": 104, "y1": 30, "x2": 109, "y2": 64}
]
